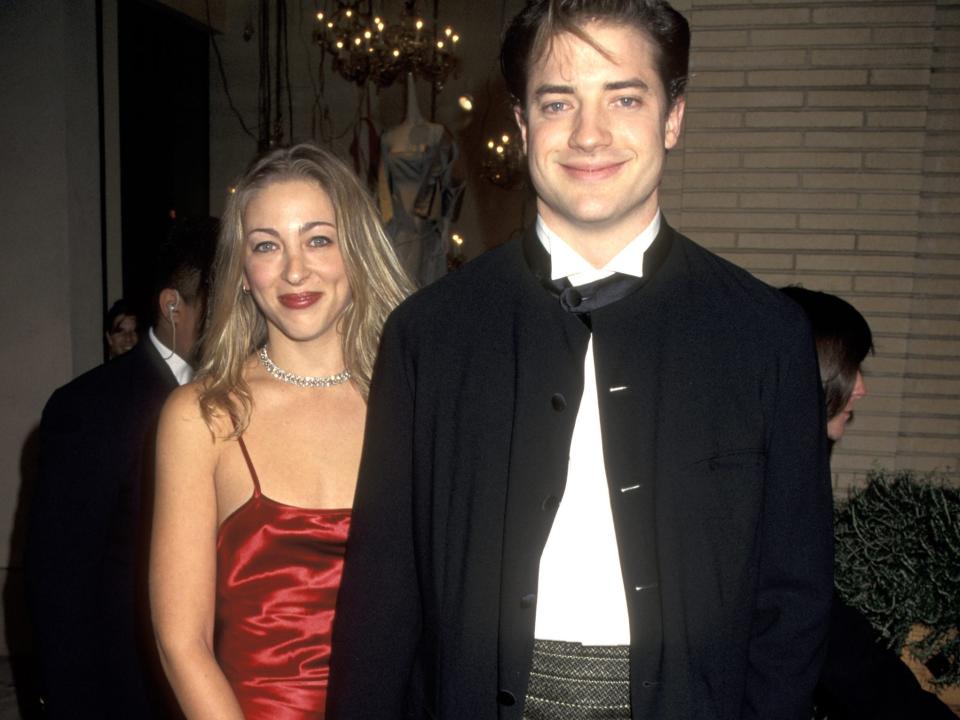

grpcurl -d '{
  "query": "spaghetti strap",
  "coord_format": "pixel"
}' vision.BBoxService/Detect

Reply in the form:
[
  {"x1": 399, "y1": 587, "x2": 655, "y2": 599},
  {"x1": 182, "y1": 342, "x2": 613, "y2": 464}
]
[{"x1": 236, "y1": 436, "x2": 262, "y2": 496}]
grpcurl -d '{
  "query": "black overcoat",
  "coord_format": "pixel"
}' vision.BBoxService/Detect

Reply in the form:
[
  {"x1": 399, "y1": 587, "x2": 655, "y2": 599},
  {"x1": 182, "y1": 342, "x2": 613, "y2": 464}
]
[
  {"x1": 26, "y1": 338, "x2": 177, "y2": 718},
  {"x1": 328, "y1": 222, "x2": 833, "y2": 720}
]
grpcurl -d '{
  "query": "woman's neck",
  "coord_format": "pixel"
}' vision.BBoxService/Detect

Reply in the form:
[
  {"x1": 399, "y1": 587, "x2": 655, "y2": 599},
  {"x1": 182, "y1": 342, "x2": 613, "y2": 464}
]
[{"x1": 262, "y1": 331, "x2": 346, "y2": 378}]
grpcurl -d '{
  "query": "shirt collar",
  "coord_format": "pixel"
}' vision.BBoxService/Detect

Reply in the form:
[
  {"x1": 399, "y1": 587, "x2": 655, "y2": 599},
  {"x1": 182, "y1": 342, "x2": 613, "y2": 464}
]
[
  {"x1": 148, "y1": 327, "x2": 193, "y2": 386},
  {"x1": 536, "y1": 211, "x2": 661, "y2": 287}
]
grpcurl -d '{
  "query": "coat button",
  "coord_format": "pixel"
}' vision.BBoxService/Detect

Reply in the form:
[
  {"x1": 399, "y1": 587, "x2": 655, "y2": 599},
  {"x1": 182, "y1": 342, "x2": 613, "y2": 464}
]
[
  {"x1": 562, "y1": 287, "x2": 583, "y2": 308},
  {"x1": 541, "y1": 495, "x2": 560, "y2": 512},
  {"x1": 520, "y1": 593, "x2": 536, "y2": 609},
  {"x1": 497, "y1": 689, "x2": 516, "y2": 706},
  {"x1": 550, "y1": 393, "x2": 566, "y2": 411}
]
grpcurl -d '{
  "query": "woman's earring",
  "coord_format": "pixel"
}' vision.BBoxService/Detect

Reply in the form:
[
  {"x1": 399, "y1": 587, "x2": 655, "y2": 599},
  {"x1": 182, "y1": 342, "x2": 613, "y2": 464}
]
[{"x1": 242, "y1": 285, "x2": 251, "y2": 294}]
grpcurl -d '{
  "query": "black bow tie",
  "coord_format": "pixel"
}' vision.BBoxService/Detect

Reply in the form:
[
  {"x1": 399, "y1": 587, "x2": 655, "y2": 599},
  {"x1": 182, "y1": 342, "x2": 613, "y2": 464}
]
[
  {"x1": 548, "y1": 273, "x2": 644, "y2": 316},
  {"x1": 521, "y1": 223, "x2": 673, "y2": 328}
]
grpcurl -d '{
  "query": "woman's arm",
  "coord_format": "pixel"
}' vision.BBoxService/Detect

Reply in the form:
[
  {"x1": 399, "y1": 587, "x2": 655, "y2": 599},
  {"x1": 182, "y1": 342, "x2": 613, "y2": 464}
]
[{"x1": 149, "y1": 385, "x2": 245, "y2": 720}]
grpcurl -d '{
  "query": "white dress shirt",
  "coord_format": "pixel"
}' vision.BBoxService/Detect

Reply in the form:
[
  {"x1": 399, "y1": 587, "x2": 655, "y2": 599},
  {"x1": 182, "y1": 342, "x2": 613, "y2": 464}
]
[
  {"x1": 533, "y1": 212, "x2": 660, "y2": 646},
  {"x1": 148, "y1": 327, "x2": 193, "y2": 386}
]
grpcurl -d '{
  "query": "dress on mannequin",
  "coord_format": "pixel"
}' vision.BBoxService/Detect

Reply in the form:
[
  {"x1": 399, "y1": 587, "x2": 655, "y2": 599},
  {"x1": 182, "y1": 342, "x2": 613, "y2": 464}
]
[{"x1": 378, "y1": 73, "x2": 464, "y2": 287}]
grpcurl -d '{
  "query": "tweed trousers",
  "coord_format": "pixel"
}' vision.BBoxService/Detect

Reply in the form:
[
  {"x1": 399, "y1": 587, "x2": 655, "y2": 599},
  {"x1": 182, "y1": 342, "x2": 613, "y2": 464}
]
[{"x1": 522, "y1": 639, "x2": 631, "y2": 720}]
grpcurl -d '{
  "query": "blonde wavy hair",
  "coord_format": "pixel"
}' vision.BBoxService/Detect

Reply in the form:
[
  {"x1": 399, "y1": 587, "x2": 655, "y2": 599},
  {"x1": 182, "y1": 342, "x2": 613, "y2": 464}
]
[{"x1": 197, "y1": 143, "x2": 413, "y2": 436}]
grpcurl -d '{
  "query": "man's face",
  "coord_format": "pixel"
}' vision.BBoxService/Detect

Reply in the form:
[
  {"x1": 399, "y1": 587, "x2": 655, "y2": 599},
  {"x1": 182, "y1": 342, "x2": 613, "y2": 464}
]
[
  {"x1": 515, "y1": 21, "x2": 684, "y2": 261},
  {"x1": 827, "y1": 370, "x2": 867, "y2": 442}
]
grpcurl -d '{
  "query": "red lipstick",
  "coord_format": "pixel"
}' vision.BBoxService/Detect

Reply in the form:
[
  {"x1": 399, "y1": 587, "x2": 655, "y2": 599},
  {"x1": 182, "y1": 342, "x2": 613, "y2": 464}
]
[{"x1": 278, "y1": 292, "x2": 322, "y2": 309}]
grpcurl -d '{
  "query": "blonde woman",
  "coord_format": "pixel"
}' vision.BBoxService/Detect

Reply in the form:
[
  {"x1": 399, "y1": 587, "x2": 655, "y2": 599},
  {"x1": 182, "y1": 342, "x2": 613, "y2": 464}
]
[{"x1": 150, "y1": 143, "x2": 412, "y2": 719}]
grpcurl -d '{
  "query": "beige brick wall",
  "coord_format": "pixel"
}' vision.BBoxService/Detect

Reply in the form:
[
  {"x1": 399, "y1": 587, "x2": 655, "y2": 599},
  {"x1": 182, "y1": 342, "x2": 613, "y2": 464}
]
[{"x1": 661, "y1": 1, "x2": 960, "y2": 495}]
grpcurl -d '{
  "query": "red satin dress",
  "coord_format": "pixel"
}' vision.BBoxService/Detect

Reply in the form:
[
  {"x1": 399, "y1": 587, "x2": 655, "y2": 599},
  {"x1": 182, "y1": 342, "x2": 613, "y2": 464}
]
[{"x1": 215, "y1": 437, "x2": 351, "y2": 720}]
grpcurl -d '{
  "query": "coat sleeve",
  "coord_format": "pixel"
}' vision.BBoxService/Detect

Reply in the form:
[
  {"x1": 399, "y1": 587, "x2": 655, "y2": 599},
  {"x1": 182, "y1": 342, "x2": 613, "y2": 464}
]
[
  {"x1": 327, "y1": 311, "x2": 422, "y2": 719},
  {"x1": 25, "y1": 386, "x2": 120, "y2": 716},
  {"x1": 743, "y1": 316, "x2": 834, "y2": 720}
]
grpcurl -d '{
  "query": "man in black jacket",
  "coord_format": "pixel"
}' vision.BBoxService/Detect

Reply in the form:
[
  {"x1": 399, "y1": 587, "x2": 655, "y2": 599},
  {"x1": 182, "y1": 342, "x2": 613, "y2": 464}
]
[
  {"x1": 26, "y1": 218, "x2": 216, "y2": 719},
  {"x1": 328, "y1": 2, "x2": 833, "y2": 718}
]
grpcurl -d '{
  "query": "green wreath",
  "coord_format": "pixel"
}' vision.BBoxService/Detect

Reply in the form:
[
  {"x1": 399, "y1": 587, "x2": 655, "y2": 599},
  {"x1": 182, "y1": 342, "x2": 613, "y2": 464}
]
[{"x1": 834, "y1": 469, "x2": 960, "y2": 688}]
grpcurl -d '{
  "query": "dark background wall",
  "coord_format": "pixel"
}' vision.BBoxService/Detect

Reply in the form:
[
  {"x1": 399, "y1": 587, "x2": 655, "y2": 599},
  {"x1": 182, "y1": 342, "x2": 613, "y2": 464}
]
[
  {"x1": 0, "y1": 0, "x2": 103, "y2": 661},
  {"x1": 119, "y1": 0, "x2": 210, "y2": 319}
]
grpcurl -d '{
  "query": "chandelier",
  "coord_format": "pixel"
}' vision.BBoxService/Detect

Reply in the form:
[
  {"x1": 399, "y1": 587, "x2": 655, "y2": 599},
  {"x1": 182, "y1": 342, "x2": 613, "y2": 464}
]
[
  {"x1": 481, "y1": 131, "x2": 525, "y2": 189},
  {"x1": 315, "y1": 2, "x2": 460, "y2": 89}
]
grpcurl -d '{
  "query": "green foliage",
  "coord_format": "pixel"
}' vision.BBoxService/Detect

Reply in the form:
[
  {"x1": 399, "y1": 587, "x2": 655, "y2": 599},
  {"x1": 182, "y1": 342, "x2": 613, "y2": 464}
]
[{"x1": 834, "y1": 469, "x2": 960, "y2": 687}]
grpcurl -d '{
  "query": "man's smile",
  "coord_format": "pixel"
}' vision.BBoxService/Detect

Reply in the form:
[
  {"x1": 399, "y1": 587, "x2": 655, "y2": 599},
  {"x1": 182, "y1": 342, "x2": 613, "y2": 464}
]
[{"x1": 559, "y1": 159, "x2": 629, "y2": 180}]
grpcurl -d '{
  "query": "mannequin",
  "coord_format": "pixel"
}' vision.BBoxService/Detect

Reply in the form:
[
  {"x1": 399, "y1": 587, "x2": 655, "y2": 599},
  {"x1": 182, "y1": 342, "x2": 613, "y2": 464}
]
[{"x1": 378, "y1": 73, "x2": 464, "y2": 287}]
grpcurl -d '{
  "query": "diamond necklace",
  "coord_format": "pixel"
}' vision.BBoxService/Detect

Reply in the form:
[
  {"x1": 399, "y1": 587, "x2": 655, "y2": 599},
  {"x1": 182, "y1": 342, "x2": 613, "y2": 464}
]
[{"x1": 258, "y1": 346, "x2": 352, "y2": 388}]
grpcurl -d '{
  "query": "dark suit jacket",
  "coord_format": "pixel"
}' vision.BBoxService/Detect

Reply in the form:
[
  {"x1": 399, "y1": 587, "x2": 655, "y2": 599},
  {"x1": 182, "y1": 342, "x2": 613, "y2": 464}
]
[
  {"x1": 26, "y1": 339, "x2": 178, "y2": 719},
  {"x1": 328, "y1": 222, "x2": 833, "y2": 720}
]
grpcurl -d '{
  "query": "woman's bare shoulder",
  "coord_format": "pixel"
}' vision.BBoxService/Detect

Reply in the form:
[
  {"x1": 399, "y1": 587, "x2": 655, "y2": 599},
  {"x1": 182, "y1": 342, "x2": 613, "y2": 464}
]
[
  {"x1": 163, "y1": 381, "x2": 202, "y2": 413},
  {"x1": 159, "y1": 382, "x2": 231, "y2": 445}
]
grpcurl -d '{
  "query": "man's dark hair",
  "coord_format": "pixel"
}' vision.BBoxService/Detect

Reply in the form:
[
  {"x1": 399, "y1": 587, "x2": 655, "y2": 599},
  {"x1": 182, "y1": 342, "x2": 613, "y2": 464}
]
[
  {"x1": 151, "y1": 216, "x2": 219, "y2": 321},
  {"x1": 781, "y1": 286, "x2": 874, "y2": 421},
  {"x1": 500, "y1": 0, "x2": 690, "y2": 110}
]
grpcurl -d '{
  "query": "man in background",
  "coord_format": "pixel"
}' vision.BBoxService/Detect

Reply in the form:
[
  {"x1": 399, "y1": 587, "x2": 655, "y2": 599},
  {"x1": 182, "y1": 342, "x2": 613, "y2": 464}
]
[{"x1": 26, "y1": 217, "x2": 217, "y2": 718}]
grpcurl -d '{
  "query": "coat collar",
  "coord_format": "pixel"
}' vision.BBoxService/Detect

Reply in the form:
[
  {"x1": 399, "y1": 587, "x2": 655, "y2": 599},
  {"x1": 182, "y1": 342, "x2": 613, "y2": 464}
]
[{"x1": 135, "y1": 336, "x2": 181, "y2": 391}]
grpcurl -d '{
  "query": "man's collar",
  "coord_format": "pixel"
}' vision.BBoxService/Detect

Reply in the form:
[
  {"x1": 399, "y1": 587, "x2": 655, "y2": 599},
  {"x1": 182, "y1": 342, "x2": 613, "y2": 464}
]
[
  {"x1": 522, "y1": 214, "x2": 675, "y2": 302},
  {"x1": 536, "y1": 212, "x2": 661, "y2": 286},
  {"x1": 148, "y1": 327, "x2": 193, "y2": 386}
]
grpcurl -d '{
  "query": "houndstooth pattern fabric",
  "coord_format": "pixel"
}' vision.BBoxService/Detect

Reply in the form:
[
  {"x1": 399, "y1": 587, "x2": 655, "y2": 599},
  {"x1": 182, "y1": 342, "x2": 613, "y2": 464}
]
[{"x1": 523, "y1": 639, "x2": 631, "y2": 719}]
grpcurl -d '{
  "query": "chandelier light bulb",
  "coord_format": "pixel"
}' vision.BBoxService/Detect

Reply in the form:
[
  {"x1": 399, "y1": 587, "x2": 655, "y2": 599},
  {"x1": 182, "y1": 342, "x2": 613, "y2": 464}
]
[
  {"x1": 314, "y1": 6, "x2": 461, "y2": 88},
  {"x1": 458, "y1": 94, "x2": 474, "y2": 111},
  {"x1": 481, "y1": 129, "x2": 523, "y2": 189}
]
